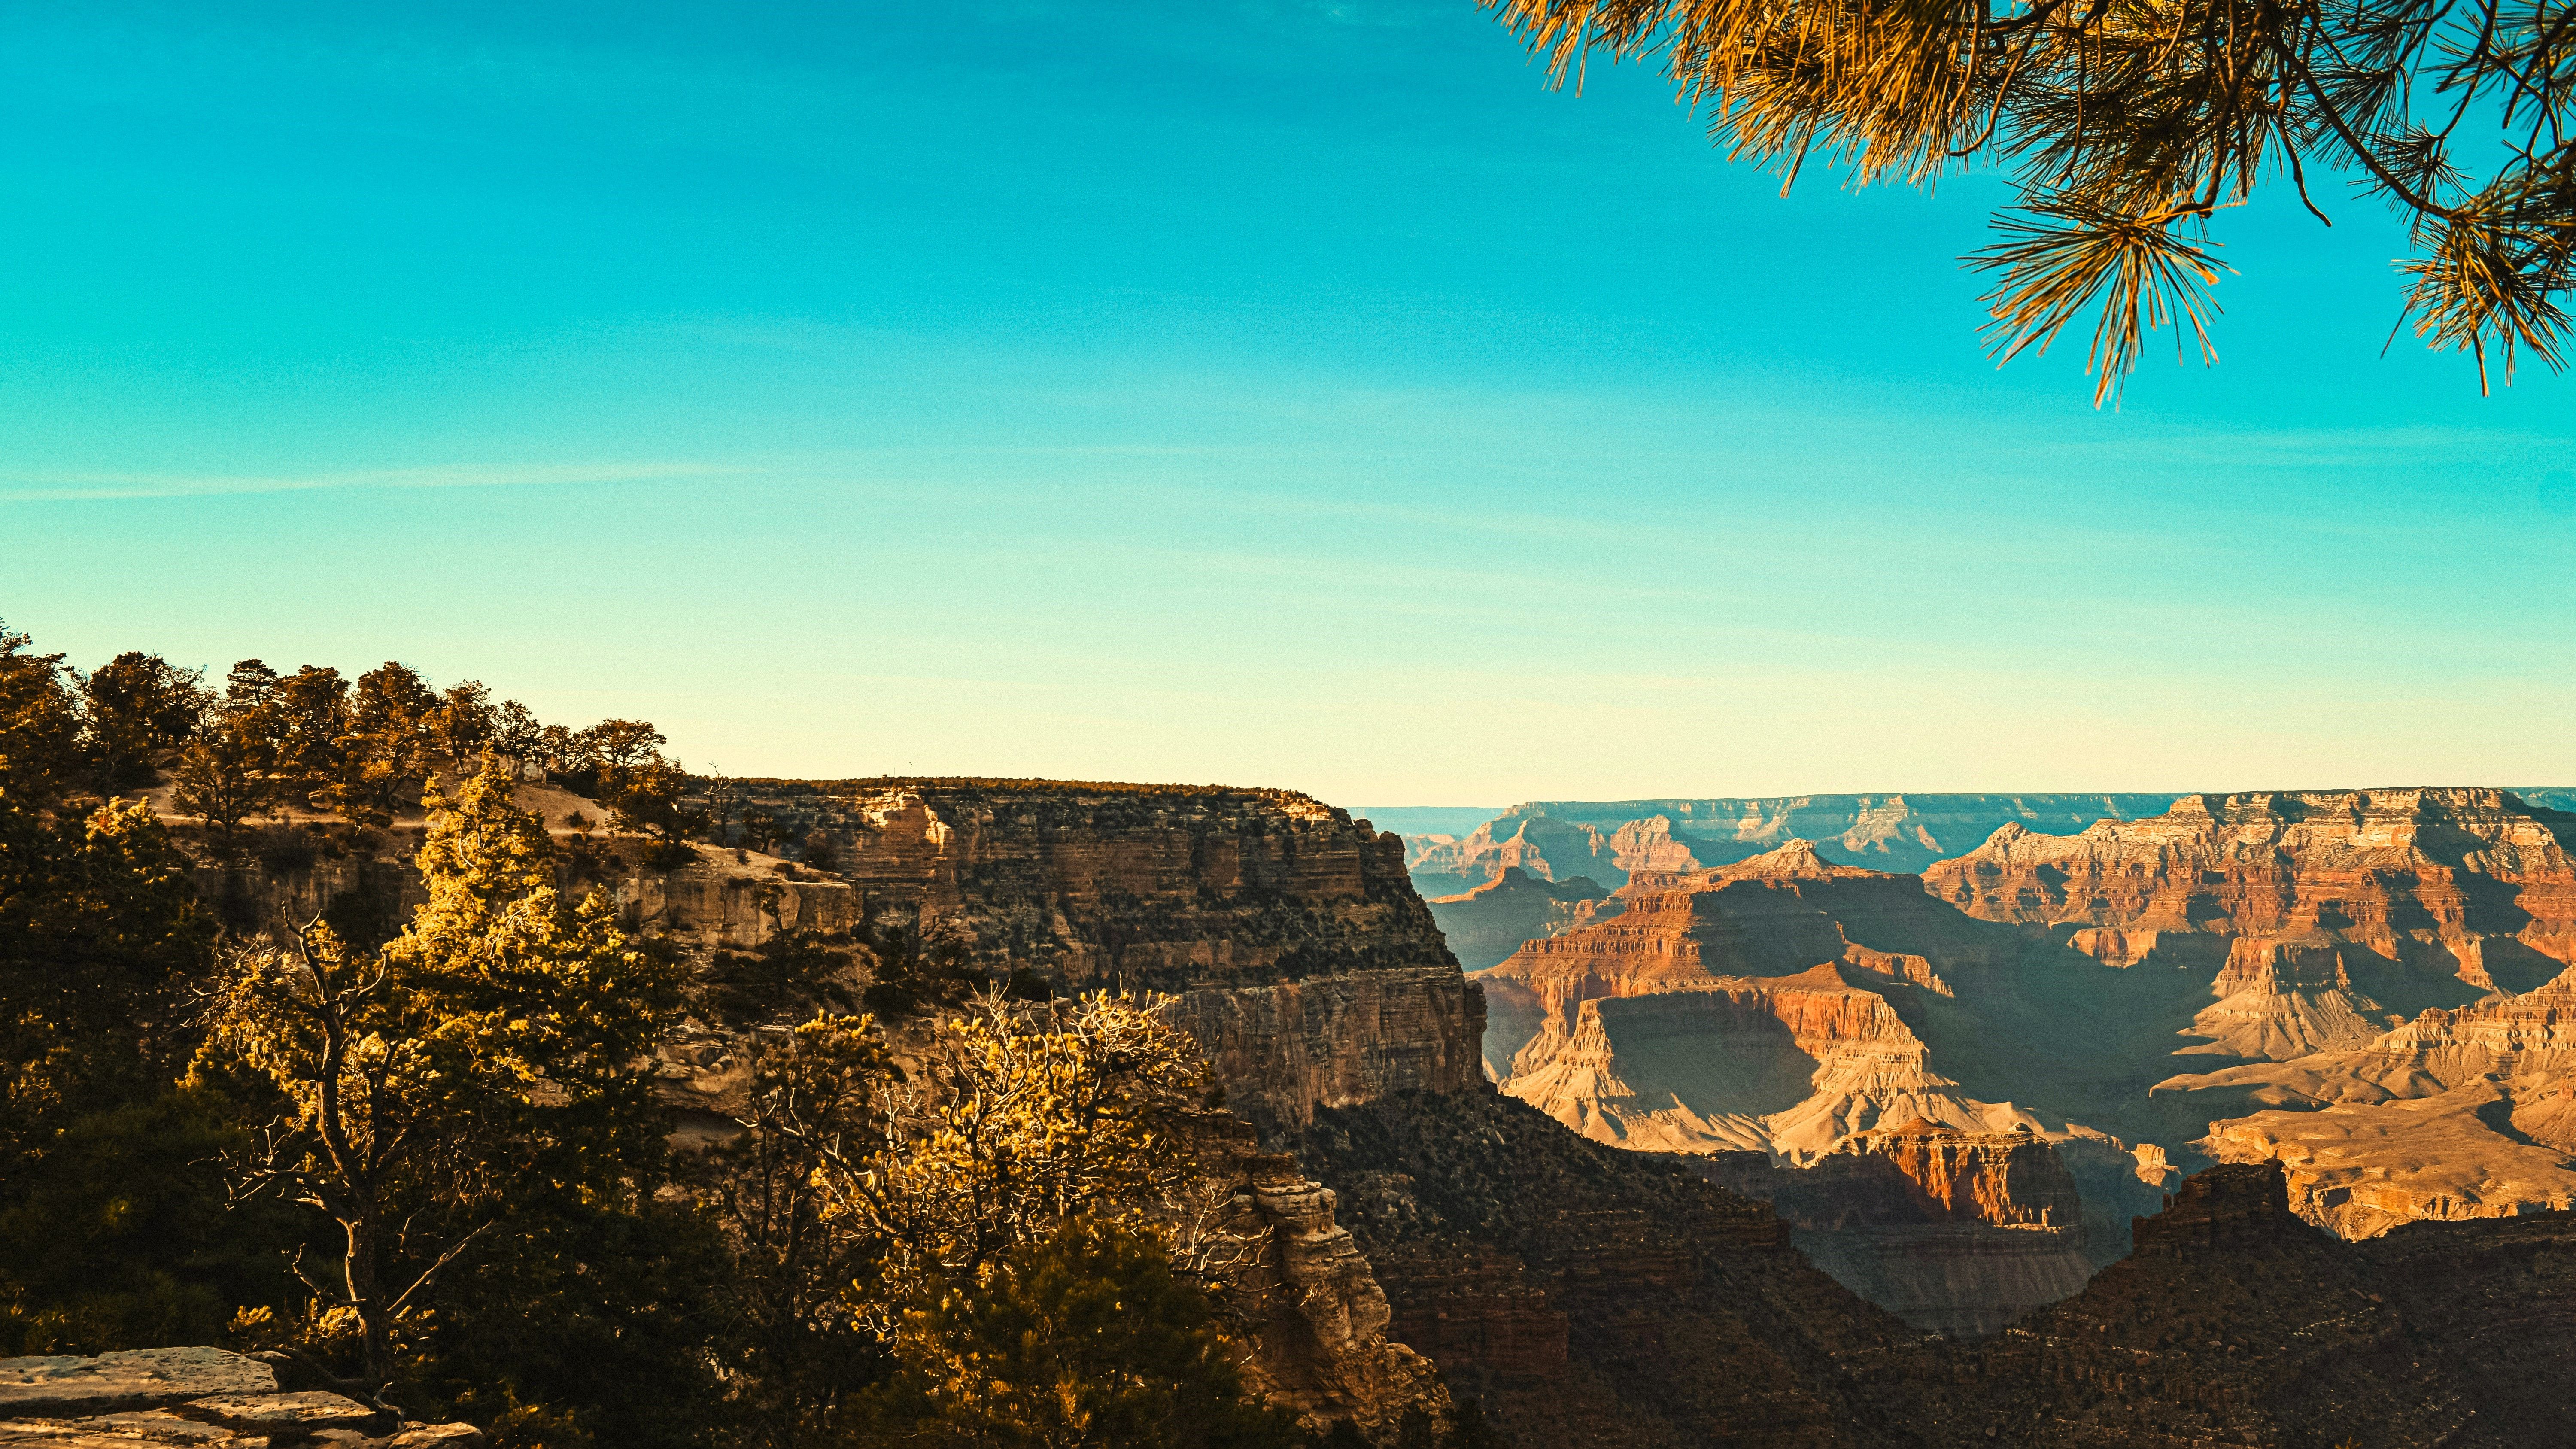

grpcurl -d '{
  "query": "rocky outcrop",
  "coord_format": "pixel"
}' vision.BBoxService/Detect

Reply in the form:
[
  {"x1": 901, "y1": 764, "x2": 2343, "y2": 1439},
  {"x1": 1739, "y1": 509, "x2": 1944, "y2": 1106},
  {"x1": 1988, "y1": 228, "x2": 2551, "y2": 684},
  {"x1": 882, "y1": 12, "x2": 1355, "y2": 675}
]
[
  {"x1": 0, "y1": 1347, "x2": 480, "y2": 1445},
  {"x1": 1933, "y1": 788, "x2": 2576, "y2": 1236},
  {"x1": 1928, "y1": 1161, "x2": 2576, "y2": 1446},
  {"x1": 1424, "y1": 867, "x2": 1616, "y2": 973},
  {"x1": 199, "y1": 779, "x2": 1485, "y2": 1145},
  {"x1": 1405, "y1": 814, "x2": 1696, "y2": 898},
  {"x1": 1189, "y1": 1120, "x2": 1450, "y2": 1437},
  {"x1": 1478, "y1": 842, "x2": 2146, "y2": 1158},
  {"x1": 1297, "y1": 1090, "x2": 1924, "y2": 1448},
  {"x1": 182, "y1": 777, "x2": 1488, "y2": 1439},
  {"x1": 1691, "y1": 1121, "x2": 2097, "y2": 1337},
  {"x1": 711, "y1": 779, "x2": 1484, "y2": 1139},
  {"x1": 1926, "y1": 787, "x2": 2576, "y2": 1013}
]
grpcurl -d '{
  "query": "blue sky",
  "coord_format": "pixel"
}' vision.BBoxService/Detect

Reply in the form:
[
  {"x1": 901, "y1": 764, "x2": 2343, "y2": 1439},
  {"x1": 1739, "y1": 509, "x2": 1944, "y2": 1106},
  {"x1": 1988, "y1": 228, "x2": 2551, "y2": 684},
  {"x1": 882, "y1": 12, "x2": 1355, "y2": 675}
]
[{"x1": 5, "y1": 0, "x2": 2570, "y2": 804}]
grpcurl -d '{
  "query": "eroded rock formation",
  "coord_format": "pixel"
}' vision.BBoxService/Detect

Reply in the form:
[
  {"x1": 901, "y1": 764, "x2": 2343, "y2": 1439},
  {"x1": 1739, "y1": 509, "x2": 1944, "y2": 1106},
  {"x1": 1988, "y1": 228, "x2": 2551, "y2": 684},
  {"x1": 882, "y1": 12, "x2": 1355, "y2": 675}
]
[
  {"x1": 184, "y1": 777, "x2": 1483, "y2": 1438},
  {"x1": 1424, "y1": 866, "x2": 1617, "y2": 973},
  {"x1": 1410, "y1": 794, "x2": 2181, "y2": 895},
  {"x1": 1692, "y1": 1120, "x2": 2099, "y2": 1338},
  {"x1": 1930, "y1": 787, "x2": 2576, "y2": 1235}
]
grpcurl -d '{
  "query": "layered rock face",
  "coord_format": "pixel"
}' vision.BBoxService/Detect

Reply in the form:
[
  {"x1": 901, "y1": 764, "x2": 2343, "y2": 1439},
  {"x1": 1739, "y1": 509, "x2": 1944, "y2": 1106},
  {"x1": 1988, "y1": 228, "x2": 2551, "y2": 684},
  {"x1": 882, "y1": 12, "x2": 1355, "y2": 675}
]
[
  {"x1": 1406, "y1": 813, "x2": 1704, "y2": 897},
  {"x1": 1410, "y1": 794, "x2": 2181, "y2": 895},
  {"x1": 1693, "y1": 1121, "x2": 2097, "y2": 1338},
  {"x1": 1929, "y1": 787, "x2": 2576, "y2": 1236},
  {"x1": 1424, "y1": 866, "x2": 1617, "y2": 973},
  {"x1": 1297, "y1": 1090, "x2": 1929, "y2": 1448},
  {"x1": 208, "y1": 778, "x2": 1487, "y2": 1145},
  {"x1": 1479, "y1": 842, "x2": 2186, "y2": 1160},
  {"x1": 188, "y1": 777, "x2": 1487, "y2": 1437},
  {"x1": 708, "y1": 779, "x2": 1486, "y2": 1141},
  {"x1": 1475, "y1": 838, "x2": 2188, "y2": 1334}
]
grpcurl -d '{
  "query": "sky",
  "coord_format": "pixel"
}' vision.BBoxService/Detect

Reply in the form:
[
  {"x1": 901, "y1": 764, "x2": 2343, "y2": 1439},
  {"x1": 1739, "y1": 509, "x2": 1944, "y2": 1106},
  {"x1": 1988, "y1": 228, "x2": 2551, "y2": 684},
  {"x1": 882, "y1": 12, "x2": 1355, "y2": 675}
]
[{"x1": 4, "y1": 0, "x2": 2571, "y2": 806}]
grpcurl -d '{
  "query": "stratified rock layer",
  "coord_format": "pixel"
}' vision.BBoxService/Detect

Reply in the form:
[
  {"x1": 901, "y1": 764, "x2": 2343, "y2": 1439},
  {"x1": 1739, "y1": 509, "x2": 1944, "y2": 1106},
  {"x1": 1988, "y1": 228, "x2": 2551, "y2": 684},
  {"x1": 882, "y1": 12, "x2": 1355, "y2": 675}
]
[
  {"x1": 715, "y1": 779, "x2": 1486, "y2": 1140},
  {"x1": 1929, "y1": 787, "x2": 2576, "y2": 1235},
  {"x1": 1298, "y1": 1090, "x2": 1924, "y2": 1448},
  {"x1": 1692, "y1": 1121, "x2": 2098, "y2": 1337},
  {"x1": 1411, "y1": 794, "x2": 2181, "y2": 894},
  {"x1": 1425, "y1": 866, "x2": 1617, "y2": 973}
]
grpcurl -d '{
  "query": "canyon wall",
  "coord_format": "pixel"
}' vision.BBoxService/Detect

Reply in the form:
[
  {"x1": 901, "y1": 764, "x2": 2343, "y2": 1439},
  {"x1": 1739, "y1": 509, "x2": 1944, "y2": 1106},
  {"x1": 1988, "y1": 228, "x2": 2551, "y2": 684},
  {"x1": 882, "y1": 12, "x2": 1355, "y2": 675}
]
[
  {"x1": 204, "y1": 778, "x2": 1488, "y2": 1145},
  {"x1": 1927, "y1": 787, "x2": 2576, "y2": 1236},
  {"x1": 1690, "y1": 1121, "x2": 2098, "y2": 1338},
  {"x1": 185, "y1": 776, "x2": 1488, "y2": 1438},
  {"x1": 1422, "y1": 866, "x2": 1615, "y2": 972},
  {"x1": 1409, "y1": 793, "x2": 2180, "y2": 895}
]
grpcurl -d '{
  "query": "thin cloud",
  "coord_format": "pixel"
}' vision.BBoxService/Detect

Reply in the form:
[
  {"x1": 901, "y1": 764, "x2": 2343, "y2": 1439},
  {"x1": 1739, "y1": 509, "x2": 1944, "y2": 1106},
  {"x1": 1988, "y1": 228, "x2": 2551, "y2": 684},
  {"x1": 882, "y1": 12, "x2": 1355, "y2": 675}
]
[{"x1": 0, "y1": 460, "x2": 754, "y2": 503}]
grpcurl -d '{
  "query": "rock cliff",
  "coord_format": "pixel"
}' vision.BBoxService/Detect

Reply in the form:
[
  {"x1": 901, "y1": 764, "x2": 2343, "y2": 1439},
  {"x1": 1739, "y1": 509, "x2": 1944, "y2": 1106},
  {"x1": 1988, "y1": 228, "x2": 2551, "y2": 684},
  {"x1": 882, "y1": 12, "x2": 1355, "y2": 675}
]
[
  {"x1": 1478, "y1": 842, "x2": 2191, "y2": 1164},
  {"x1": 1692, "y1": 1120, "x2": 2098, "y2": 1338},
  {"x1": 1296, "y1": 1089, "x2": 1930, "y2": 1447},
  {"x1": 709, "y1": 778, "x2": 1487, "y2": 1141},
  {"x1": 1410, "y1": 794, "x2": 2181, "y2": 896},
  {"x1": 1929, "y1": 787, "x2": 2576, "y2": 1235},
  {"x1": 1424, "y1": 866, "x2": 1616, "y2": 973},
  {"x1": 182, "y1": 776, "x2": 1489, "y2": 1438}
]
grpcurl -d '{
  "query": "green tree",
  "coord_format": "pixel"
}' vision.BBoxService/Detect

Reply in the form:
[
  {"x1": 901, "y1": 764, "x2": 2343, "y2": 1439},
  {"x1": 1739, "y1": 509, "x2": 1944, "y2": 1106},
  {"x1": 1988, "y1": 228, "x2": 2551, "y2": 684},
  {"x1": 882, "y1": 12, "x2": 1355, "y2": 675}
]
[
  {"x1": 862, "y1": 1216, "x2": 1304, "y2": 1449},
  {"x1": 0, "y1": 788, "x2": 253, "y2": 1355},
  {"x1": 604, "y1": 757, "x2": 710, "y2": 867},
  {"x1": 432, "y1": 682, "x2": 496, "y2": 763},
  {"x1": 320, "y1": 662, "x2": 440, "y2": 825},
  {"x1": 740, "y1": 808, "x2": 785, "y2": 856},
  {"x1": 205, "y1": 759, "x2": 689, "y2": 1399},
  {"x1": 264, "y1": 666, "x2": 352, "y2": 805},
  {"x1": 224, "y1": 659, "x2": 282, "y2": 711},
  {"x1": 815, "y1": 993, "x2": 1231, "y2": 1313},
  {"x1": 0, "y1": 624, "x2": 85, "y2": 805},
  {"x1": 173, "y1": 710, "x2": 276, "y2": 840},
  {"x1": 78, "y1": 651, "x2": 206, "y2": 794},
  {"x1": 488, "y1": 700, "x2": 544, "y2": 780},
  {"x1": 691, "y1": 1014, "x2": 897, "y2": 1448},
  {"x1": 1492, "y1": 0, "x2": 2576, "y2": 397}
]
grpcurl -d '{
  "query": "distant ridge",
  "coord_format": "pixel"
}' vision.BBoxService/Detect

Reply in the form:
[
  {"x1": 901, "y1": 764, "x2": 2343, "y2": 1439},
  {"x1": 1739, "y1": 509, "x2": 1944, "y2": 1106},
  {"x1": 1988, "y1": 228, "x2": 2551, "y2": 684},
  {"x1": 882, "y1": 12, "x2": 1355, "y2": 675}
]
[{"x1": 1408, "y1": 793, "x2": 2185, "y2": 891}]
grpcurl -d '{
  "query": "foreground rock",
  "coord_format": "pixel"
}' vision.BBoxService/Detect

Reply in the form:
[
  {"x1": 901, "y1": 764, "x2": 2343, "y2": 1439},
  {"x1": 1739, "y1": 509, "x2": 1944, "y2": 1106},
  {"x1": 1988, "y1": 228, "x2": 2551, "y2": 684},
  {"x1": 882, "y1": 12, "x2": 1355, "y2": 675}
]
[{"x1": 0, "y1": 1349, "x2": 478, "y2": 1446}]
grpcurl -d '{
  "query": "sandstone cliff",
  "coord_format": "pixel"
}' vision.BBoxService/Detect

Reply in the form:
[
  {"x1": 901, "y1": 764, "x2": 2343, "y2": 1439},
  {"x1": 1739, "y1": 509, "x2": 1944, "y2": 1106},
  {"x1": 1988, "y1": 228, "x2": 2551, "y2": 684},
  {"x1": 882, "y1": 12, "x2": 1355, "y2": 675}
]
[
  {"x1": 1692, "y1": 1120, "x2": 2097, "y2": 1338},
  {"x1": 1425, "y1": 866, "x2": 1617, "y2": 973},
  {"x1": 1296, "y1": 1089, "x2": 1930, "y2": 1447},
  {"x1": 182, "y1": 776, "x2": 1488, "y2": 1438},
  {"x1": 1478, "y1": 842, "x2": 2192, "y2": 1162},
  {"x1": 1411, "y1": 794, "x2": 2182, "y2": 895},
  {"x1": 1929, "y1": 787, "x2": 2576, "y2": 1235}
]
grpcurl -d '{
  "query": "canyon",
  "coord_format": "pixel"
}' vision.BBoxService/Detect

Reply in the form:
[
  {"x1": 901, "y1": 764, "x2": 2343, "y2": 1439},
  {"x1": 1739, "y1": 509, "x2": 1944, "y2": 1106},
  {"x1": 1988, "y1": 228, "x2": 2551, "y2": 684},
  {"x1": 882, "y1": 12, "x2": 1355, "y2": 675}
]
[
  {"x1": 1405, "y1": 792, "x2": 2183, "y2": 896},
  {"x1": 1928, "y1": 787, "x2": 2576, "y2": 1237},
  {"x1": 1472, "y1": 787, "x2": 2576, "y2": 1327},
  {"x1": 175, "y1": 777, "x2": 2576, "y2": 1444}
]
